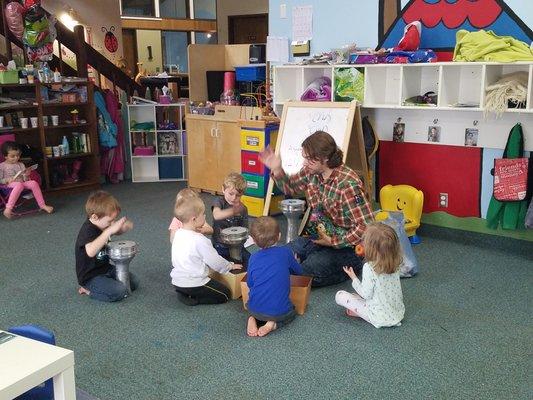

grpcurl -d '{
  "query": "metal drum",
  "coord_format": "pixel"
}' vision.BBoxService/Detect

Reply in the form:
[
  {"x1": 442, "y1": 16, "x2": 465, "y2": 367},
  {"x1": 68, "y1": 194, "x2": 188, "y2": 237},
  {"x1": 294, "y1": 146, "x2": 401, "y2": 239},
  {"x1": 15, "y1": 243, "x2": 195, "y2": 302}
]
[
  {"x1": 106, "y1": 240, "x2": 138, "y2": 294},
  {"x1": 220, "y1": 226, "x2": 249, "y2": 262},
  {"x1": 280, "y1": 199, "x2": 306, "y2": 243}
]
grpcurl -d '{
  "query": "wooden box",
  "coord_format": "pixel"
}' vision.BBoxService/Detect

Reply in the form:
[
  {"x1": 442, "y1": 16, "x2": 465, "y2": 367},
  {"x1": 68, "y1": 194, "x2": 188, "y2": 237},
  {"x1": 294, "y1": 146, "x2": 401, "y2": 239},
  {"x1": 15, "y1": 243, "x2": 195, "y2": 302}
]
[
  {"x1": 240, "y1": 274, "x2": 312, "y2": 315},
  {"x1": 209, "y1": 269, "x2": 247, "y2": 300}
]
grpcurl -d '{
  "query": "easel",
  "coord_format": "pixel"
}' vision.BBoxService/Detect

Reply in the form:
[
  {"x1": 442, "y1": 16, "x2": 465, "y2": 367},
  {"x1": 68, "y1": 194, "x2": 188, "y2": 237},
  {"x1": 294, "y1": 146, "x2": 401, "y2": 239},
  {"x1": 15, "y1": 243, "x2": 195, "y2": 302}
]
[{"x1": 262, "y1": 101, "x2": 370, "y2": 217}]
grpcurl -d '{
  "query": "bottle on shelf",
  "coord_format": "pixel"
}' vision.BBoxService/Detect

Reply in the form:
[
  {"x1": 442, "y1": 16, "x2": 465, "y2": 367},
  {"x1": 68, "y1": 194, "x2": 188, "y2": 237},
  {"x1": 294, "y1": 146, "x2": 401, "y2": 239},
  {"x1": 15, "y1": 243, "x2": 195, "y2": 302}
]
[
  {"x1": 62, "y1": 135, "x2": 70, "y2": 155},
  {"x1": 53, "y1": 68, "x2": 61, "y2": 83}
]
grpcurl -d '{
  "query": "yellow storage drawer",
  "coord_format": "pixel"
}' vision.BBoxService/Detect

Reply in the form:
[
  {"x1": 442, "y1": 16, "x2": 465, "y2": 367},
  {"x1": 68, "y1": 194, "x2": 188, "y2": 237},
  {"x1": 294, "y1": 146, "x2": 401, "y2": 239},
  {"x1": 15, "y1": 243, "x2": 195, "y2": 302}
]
[
  {"x1": 240, "y1": 128, "x2": 278, "y2": 152},
  {"x1": 242, "y1": 194, "x2": 283, "y2": 217}
]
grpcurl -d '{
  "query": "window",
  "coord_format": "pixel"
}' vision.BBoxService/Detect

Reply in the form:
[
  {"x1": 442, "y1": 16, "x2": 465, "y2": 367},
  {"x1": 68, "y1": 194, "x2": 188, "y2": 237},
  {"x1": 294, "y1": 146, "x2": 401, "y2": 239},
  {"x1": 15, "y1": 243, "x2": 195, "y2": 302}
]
[
  {"x1": 121, "y1": 0, "x2": 155, "y2": 17},
  {"x1": 193, "y1": 0, "x2": 216, "y2": 20},
  {"x1": 195, "y1": 32, "x2": 217, "y2": 44},
  {"x1": 159, "y1": 0, "x2": 188, "y2": 19},
  {"x1": 162, "y1": 31, "x2": 190, "y2": 73}
]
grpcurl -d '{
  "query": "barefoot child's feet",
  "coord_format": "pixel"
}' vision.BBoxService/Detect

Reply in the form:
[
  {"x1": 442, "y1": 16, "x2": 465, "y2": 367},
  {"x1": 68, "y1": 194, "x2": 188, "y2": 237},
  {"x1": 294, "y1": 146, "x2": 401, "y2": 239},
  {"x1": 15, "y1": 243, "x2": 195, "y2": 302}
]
[
  {"x1": 257, "y1": 321, "x2": 277, "y2": 337},
  {"x1": 3, "y1": 208, "x2": 13, "y2": 219},
  {"x1": 345, "y1": 309, "x2": 358, "y2": 318},
  {"x1": 78, "y1": 286, "x2": 90, "y2": 296},
  {"x1": 41, "y1": 205, "x2": 54, "y2": 214},
  {"x1": 247, "y1": 316, "x2": 258, "y2": 337}
]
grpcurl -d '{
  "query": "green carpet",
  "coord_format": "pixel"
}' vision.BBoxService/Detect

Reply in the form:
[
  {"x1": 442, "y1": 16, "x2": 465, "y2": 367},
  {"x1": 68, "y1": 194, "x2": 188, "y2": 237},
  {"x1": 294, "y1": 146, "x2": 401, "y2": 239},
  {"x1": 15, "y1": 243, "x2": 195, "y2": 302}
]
[{"x1": 1, "y1": 182, "x2": 531, "y2": 400}]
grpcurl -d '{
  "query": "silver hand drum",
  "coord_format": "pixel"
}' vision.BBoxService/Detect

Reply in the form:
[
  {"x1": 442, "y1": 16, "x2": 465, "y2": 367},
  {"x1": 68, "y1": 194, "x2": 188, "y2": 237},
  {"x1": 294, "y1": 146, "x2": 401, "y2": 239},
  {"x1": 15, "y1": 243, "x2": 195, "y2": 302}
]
[
  {"x1": 106, "y1": 240, "x2": 138, "y2": 294},
  {"x1": 280, "y1": 199, "x2": 306, "y2": 243},
  {"x1": 220, "y1": 226, "x2": 248, "y2": 262}
]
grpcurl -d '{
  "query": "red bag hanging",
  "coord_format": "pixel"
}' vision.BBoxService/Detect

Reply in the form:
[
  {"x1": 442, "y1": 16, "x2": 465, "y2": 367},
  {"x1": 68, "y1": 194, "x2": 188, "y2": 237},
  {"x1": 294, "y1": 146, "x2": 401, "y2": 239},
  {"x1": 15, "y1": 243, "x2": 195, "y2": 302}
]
[{"x1": 493, "y1": 158, "x2": 529, "y2": 201}]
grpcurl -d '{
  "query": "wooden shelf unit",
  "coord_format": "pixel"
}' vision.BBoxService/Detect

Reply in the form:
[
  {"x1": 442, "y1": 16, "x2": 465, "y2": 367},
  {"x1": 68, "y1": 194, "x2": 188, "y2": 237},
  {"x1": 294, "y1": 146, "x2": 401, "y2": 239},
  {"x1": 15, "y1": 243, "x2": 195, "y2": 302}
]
[{"x1": 0, "y1": 81, "x2": 100, "y2": 193}]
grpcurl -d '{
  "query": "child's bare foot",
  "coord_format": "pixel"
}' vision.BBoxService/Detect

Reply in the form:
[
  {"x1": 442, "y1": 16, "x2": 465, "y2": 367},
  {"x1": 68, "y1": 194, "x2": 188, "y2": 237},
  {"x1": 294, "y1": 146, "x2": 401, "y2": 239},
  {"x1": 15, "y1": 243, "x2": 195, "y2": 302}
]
[
  {"x1": 78, "y1": 286, "x2": 90, "y2": 296},
  {"x1": 257, "y1": 321, "x2": 277, "y2": 337},
  {"x1": 345, "y1": 309, "x2": 358, "y2": 318},
  {"x1": 3, "y1": 208, "x2": 13, "y2": 219},
  {"x1": 247, "y1": 316, "x2": 258, "y2": 337},
  {"x1": 41, "y1": 205, "x2": 54, "y2": 214}
]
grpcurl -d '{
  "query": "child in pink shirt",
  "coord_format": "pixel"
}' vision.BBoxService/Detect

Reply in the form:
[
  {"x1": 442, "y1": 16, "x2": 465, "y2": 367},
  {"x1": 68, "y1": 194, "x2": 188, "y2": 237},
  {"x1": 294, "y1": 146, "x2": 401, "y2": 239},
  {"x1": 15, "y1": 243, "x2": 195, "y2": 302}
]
[
  {"x1": 0, "y1": 141, "x2": 53, "y2": 219},
  {"x1": 169, "y1": 188, "x2": 213, "y2": 243}
]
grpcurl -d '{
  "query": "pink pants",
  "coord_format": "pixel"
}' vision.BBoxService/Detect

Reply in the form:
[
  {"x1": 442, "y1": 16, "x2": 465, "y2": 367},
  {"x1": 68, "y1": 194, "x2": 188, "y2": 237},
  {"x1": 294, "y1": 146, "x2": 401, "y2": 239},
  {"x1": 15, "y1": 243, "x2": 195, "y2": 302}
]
[
  {"x1": 6, "y1": 180, "x2": 45, "y2": 209},
  {"x1": 335, "y1": 290, "x2": 371, "y2": 323}
]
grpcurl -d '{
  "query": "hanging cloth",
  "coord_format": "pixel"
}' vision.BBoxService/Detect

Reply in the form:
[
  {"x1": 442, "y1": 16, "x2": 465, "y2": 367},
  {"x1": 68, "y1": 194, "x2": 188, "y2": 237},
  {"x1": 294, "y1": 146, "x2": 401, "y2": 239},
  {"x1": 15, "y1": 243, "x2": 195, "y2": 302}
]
[{"x1": 486, "y1": 123, "x2": 529, "y2": 230}]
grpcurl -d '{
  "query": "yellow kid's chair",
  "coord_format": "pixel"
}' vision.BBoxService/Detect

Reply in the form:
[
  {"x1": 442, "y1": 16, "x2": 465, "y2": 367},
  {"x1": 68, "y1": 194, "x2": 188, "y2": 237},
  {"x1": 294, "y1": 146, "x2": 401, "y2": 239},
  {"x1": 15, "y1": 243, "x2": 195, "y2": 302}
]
[{"x1": 376, "y1": 184, "x2": 424, "y2": 244}]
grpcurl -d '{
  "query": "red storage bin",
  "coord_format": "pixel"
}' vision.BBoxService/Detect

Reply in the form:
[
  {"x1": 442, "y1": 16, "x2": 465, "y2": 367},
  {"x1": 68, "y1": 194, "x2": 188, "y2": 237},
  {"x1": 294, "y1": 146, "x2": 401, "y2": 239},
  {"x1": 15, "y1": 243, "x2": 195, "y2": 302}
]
[{"x1": 241, "y1": 151, "x2": 265, "y2": 175}]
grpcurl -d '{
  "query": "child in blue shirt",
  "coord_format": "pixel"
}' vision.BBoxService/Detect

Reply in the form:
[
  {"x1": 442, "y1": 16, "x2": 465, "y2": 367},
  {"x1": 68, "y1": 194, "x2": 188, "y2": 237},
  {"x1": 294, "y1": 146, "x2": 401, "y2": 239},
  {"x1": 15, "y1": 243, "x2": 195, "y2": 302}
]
[{"x1": 246, "y1": 216, "x2": 303, "y2": 337}]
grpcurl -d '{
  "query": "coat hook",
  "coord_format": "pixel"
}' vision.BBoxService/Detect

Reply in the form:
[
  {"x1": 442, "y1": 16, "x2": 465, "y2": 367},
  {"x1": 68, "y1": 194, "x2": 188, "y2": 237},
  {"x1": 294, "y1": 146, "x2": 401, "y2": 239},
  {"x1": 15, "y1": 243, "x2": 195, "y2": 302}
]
[
  {"x1": 473, "y1": 120, "x2": 478, "y2": 126},
  {"x1": 433, "y1": 118, "x2": 438, "y2": 124}
]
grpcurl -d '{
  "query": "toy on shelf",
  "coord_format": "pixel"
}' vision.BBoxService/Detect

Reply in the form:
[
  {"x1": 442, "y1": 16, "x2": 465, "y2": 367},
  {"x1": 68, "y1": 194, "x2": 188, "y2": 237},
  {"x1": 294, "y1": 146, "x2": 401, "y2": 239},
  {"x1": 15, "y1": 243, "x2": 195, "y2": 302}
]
[{"x1": 375, "y1": 184, "x2": 424, "y2": 244}]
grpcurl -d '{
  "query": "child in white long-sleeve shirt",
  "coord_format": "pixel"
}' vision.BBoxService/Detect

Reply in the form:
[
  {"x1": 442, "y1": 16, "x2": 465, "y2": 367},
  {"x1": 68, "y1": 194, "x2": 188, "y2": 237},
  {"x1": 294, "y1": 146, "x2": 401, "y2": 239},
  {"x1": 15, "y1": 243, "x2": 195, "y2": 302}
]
[
  {"x1": 170, "y1": 195, "x2": 241, "y2": 305},
  {"x1": 335, "y1": 222, "x2": 405, "y2": 328}
]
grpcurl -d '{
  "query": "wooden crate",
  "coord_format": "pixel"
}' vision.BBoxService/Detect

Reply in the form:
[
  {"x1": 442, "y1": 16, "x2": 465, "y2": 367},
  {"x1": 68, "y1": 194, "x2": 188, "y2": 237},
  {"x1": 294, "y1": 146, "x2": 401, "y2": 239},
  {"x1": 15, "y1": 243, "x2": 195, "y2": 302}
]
[{"x1": 240, "y1": 274, "x2": 312, "y2": 315}]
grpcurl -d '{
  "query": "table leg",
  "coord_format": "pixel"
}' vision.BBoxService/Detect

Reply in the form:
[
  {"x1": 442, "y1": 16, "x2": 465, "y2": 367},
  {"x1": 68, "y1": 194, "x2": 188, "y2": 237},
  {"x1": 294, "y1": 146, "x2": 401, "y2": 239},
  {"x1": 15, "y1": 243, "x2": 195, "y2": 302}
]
[{"x1": 53, "y1": 365, "x2": 76, "y2": 400}]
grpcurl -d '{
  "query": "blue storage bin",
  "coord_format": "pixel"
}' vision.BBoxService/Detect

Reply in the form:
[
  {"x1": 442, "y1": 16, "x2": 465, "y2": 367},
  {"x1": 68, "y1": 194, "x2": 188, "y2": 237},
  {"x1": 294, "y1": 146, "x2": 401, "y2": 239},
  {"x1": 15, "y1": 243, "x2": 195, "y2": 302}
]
[
  {"x1": 235, "y1": 64, "x2": 266, "y2": 82},
  {"x1": 158, "y1": 157, "x2": 183, "y2": 179}
]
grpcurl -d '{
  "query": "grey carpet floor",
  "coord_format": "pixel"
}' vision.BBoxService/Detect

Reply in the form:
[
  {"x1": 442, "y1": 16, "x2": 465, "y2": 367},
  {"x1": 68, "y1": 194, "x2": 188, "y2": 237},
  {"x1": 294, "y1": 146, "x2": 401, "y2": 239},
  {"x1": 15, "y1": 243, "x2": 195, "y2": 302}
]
[{"x1": 1, "y1": 182, "x2": 531, "y2": 400}]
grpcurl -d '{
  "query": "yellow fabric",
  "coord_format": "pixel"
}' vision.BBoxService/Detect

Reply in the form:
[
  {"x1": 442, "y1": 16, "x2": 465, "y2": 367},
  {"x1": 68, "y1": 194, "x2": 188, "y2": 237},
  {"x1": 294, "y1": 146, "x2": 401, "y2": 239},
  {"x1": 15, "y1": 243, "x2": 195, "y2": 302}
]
[{"x1": 453, "y1": 29, "x2": 533, "y2": 62}]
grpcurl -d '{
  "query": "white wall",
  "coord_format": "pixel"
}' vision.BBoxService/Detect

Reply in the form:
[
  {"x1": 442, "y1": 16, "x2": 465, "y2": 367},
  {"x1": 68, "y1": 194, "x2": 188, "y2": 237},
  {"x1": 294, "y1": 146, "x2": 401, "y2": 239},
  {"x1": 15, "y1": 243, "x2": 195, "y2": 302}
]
[{"x1": 216, "y1": 0, "x2": 269, "y2": 44}]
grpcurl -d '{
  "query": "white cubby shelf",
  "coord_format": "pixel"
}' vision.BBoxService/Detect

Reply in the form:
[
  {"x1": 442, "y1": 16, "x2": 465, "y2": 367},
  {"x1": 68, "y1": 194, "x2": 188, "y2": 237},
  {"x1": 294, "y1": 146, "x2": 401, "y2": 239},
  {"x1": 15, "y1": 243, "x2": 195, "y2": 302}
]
[
  {"x1": 128, "y1": 103, "x2": 188, "y2": 183},
  {"x1": 273, "y1": 62, "x2": 533, "y2": 115}
]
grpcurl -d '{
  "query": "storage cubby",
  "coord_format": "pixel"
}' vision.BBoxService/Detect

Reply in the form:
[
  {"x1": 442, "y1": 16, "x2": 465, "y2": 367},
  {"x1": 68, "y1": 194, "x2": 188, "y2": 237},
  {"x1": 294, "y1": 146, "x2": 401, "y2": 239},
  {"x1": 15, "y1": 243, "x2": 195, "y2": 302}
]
[
  {"x1": 273, "y1": 67, "x2": 303, "y2": 105},
  {"x1": 364, "y1": 65, "x2": 401, "y2": 107},
  {"x1": 439, "y1": 64, "x2": 483, "y2": 109},
  {"x1": 302, "y1": 66, "x2": 334, "y2": 101},
  {"x1": 128, "y1": 103, "x2": 187, "y2": 182},
  {"x1": 483, "y1": 63, "x2": 530, "y2": 110},
  {"x1": 401, "y1": 65, "x2": 440, "y2": 107}
]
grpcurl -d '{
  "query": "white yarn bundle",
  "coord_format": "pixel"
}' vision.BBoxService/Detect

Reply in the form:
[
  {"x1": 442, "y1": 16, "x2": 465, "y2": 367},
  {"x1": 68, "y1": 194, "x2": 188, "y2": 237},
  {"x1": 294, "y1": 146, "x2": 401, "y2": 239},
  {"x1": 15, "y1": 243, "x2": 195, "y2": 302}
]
[{"x1": 484, "y1": 71, "x2": 529, "y2": 117}]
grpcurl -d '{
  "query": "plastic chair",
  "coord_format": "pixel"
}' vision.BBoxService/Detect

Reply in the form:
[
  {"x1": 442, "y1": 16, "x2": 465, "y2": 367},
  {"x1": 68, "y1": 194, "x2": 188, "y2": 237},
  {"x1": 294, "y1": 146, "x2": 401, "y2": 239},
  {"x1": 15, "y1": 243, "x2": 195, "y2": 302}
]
[
  {"x1": 7, "y1": 324, "x2": 56, "y2": 400},
  {"x1": 376, "y1": 184, "x2": 424, "y2": 244}
]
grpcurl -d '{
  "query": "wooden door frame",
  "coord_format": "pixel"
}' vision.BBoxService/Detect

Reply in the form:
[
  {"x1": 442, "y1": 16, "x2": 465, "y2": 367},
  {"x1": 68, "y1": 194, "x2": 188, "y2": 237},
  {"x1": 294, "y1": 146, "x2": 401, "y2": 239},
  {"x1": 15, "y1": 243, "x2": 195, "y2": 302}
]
[
  {"x1": 228, "y1": 13, "x2": 268, "y2": 44},
  {"x1": 122, "y1": 28, "x2": 139, "y2": 76}
]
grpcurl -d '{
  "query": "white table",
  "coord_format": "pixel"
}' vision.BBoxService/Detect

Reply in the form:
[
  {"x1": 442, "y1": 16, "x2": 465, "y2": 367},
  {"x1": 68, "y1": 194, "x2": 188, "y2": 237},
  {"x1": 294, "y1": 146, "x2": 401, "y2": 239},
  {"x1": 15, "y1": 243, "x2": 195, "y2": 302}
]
[{"x1": 0, "y1": 331, "x2": 76, "y2": 400}]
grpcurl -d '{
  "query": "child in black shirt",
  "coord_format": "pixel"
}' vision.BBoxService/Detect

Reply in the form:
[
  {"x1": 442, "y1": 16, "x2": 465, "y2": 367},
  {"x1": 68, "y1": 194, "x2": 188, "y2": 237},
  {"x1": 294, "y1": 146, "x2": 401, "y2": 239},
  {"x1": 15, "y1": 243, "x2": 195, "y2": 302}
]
[{"x1": 75, "y1": 190, "x2": 136, "y2": 302}]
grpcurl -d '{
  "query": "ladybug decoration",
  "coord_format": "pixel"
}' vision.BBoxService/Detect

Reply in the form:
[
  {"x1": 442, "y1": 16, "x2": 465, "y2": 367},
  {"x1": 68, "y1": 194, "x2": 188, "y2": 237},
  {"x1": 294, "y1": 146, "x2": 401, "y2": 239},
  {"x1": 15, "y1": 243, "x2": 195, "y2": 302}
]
[{"x1": 102, "y1": 26, "x2": 118, "y2": 53}]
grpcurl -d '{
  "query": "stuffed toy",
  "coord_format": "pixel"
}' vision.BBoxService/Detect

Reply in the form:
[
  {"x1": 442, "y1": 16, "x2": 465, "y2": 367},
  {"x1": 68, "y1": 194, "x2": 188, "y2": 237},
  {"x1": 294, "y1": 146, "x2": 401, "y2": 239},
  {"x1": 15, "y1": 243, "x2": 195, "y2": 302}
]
[{"x1": 300, "y1": 76, "x2": 332, "y2": 102}]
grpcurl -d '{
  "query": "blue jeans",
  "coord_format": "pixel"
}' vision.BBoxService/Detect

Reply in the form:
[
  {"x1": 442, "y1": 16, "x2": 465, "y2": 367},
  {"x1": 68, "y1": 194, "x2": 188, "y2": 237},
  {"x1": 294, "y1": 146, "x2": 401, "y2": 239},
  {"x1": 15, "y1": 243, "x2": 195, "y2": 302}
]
[
  {"x1": 214, "y1": 243, "x2": 251, "y2": 268},
  {"x1": 85, "y1": 268, "x2": 139, "y2": 302},
  {"x1": 288, "y1": 237, "x2": 363, "y2": 287}
]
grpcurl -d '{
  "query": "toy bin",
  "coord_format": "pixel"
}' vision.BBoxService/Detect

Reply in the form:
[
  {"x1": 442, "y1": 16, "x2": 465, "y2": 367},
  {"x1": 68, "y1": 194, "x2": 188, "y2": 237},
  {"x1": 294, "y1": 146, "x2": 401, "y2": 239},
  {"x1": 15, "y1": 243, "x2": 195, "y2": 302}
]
[
  {"x1": 158, "y1": 157, "x2": 183, "y2": 179},
  {"x1": 209, "y1": 269, "x2": 247, "y2": 299},
  {"x1": 235, "y1": 64, "x2": 266, "y2": 82},
  {"x1": 243, "y1": 173, "x2": 282, "y2": 197},
  {"x1": 240, "y1": 128, "x2": 278, "y2": 152},
  {"x1": 241, "y1": 274, "x2": 312, "y2": 315},
  {"x1": 0, "y1": 70, "x2": 19, "y2": 84}
]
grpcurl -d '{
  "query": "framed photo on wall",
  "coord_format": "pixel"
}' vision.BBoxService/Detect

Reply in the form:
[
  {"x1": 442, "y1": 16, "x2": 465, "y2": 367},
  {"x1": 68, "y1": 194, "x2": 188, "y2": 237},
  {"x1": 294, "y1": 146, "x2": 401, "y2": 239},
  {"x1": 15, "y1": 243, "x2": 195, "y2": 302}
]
[{"x1": 465, "y1": 128, "x2": 478, "y2": 147}]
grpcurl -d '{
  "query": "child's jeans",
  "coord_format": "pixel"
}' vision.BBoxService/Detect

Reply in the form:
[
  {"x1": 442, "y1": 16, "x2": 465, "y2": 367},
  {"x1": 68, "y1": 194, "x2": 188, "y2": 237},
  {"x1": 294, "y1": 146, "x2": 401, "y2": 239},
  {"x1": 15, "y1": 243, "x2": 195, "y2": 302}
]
[
  {"x1": 214, "y1": 242, "x2": 250, "y2": 267},
  {"x1": 84, "y1": 268, "x2": 139, "y2": 302},
  {"x1": 289, "y1": 237, "x2": 363, "y2": 287},
  {"x1": 6, "y1": 180, "x2": 45, "y2": 209}
]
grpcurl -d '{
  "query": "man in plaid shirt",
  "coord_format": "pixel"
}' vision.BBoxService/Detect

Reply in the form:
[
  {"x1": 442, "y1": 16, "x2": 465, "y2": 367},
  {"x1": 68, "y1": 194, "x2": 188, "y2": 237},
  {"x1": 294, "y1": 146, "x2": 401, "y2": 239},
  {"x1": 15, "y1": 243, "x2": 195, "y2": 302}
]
[{"x1": 260, "y1": 131, "x2": 374, "y2": 287}]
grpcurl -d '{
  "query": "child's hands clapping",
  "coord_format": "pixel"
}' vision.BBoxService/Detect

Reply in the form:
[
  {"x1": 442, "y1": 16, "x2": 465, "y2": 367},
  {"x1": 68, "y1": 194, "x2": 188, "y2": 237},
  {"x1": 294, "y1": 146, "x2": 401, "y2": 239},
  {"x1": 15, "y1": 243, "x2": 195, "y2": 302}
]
[
  {"x1": 108, "y1": 217, "x2": 127, "y2": 235},
  {"x1": 343, "y1": 266, "x2": 358, "y2": 281},
  {"x1": 232, "y1": 201, "x2": 245, "y2": 216},
  {"x1": 121, "y1": 218, "x2": 134, "y2": 233}
]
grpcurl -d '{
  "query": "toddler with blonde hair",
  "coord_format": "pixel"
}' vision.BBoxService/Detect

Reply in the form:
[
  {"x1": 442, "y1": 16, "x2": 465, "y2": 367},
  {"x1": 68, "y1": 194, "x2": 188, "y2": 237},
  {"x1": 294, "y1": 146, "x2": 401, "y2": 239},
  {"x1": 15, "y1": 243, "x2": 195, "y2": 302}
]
[{"x1": 168, "y1": 188, "x2": 212, "y2": 243}]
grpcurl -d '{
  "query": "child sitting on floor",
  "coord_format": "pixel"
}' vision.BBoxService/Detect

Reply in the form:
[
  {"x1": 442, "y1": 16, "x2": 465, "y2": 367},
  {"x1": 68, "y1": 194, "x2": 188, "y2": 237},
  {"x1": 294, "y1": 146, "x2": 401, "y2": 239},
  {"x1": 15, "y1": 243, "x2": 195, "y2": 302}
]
[
  {"x1": 0, "y1": 141, "x2": 53, "y2": 219},
  {"x1": 169, "y1": 188, "x2": 213, "y2": 243},
  {"x1": 75, "y1": 190, "x2": 137, "y2": 302},
  {"x1": 171, "y1": 194, "x2": 242, "y2": 306},
  {"x1": 335, "y1": 222, "x2": 405, "y2": 328},
  {"x1": 246, "y1": 217, "x2": 303, "y2": 337},
  {"x1": 212, "y1": 172, "x2": 250, "y2": 266}
]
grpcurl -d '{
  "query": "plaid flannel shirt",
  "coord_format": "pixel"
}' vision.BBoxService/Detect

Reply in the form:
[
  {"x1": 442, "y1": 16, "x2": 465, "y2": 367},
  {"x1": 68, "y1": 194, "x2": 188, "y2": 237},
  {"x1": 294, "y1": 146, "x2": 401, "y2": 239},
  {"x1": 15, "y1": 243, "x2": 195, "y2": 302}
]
[{"x1": 274, "y1": 165, "x2": 374, "y2": 248}]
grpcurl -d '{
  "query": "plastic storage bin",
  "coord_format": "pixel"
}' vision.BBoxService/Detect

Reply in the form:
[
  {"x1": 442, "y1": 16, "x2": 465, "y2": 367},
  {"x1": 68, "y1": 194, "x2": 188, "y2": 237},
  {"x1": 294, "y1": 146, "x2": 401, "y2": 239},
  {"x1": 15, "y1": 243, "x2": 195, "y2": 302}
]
[
  {"x1": 158, "y1": 157, "x2": 183, "y2": 179},
  {"x1": 235, "y1": 64, "x2": 266, "y2": 82},
  {"x1": 0, "y1": 70, "x2": 19, "y2": 84}
]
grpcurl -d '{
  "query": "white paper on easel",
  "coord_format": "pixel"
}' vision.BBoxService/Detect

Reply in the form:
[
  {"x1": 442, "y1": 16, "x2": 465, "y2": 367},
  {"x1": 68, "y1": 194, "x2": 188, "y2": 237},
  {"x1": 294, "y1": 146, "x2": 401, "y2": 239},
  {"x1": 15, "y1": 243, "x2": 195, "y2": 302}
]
[
  {"x1": 267, "y1": 36, "x2": 289, "y2": 63},
  {"x1": 292, "y1": 5, "x2": 313, "y2": 41}
]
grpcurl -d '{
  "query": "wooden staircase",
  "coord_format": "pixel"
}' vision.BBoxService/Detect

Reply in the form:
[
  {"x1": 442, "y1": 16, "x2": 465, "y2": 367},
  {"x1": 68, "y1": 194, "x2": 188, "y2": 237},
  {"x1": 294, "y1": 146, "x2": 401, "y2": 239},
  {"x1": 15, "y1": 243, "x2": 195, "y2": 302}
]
[{"x1": 0, "y1": 1, "x2": 143, "y2": 95}]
